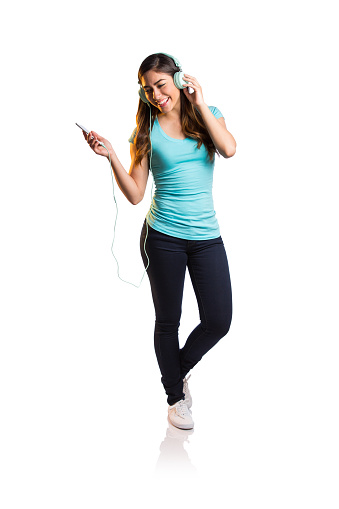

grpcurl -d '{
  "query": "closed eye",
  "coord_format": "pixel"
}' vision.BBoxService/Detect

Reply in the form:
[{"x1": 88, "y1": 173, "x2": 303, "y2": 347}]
[{"x1": 145, "y1": 84, "x2": 165, "y2": 93}]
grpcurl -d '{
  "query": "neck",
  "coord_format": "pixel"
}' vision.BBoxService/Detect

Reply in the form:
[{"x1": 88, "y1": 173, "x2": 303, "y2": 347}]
[{"x1": 158, "y1": 102, "x2": 181, "y2": 122}]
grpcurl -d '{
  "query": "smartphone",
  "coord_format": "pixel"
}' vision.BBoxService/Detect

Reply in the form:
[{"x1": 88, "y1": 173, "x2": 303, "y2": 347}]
[{"x1": 75, "y1": 123, "x2": 93, "y2": 137}]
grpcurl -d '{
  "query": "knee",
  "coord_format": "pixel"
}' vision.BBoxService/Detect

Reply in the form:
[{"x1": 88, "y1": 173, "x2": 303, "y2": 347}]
[
  {"x1": 214, "y1": 320, "x2": 231, "y2": 339},
  {"x1": 155, "y1": 319, "x2": 180, "y2": 335},
  {"x1": 207, "y1": 313, "x2": 232, "y2": 338}
]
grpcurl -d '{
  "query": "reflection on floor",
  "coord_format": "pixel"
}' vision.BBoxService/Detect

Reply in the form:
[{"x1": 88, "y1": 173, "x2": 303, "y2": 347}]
[{"x1": 154, "y1": 417, "x2": 197, "y2": 476}]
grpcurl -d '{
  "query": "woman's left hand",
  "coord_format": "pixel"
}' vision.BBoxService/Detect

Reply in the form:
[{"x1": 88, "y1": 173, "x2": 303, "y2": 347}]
[{"x1": 182, "y1": 74, "x2": 205, "y2": 107}]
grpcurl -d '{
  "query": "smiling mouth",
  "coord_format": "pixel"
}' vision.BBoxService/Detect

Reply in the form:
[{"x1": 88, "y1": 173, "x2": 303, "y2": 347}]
[{"x1": 157, "y1": 97, "x2": 169, "y2": 107}]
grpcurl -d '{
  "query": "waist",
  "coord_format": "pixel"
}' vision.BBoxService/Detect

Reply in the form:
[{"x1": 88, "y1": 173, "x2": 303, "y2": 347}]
[{"x1": 146, "y1": 202, "x2": 220, "y2": 240}]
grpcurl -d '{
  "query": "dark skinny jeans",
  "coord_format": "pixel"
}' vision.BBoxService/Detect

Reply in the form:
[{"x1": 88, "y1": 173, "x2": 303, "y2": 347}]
[{"x1": 140, "y1": 220, "x2": 233, "y2": 406}]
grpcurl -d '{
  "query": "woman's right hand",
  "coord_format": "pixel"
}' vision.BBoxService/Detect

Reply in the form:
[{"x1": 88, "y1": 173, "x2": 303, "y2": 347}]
[{"x1": 82, "y1": 129, "x2": 113, "y2": 158}]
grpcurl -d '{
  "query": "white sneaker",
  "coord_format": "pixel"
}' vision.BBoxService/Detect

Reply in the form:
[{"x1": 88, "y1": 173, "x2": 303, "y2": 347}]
[
  {"x1": 183, "y1": 374, "x2": 192, "y2": 409},
  {"x1": 168, "y1": 399, "x2": 194, "y2": 430}
]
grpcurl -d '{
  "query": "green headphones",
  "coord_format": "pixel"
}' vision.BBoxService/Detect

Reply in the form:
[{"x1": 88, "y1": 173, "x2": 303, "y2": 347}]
[{"x1": 138, "y1": 52, "x2": 188, "y2": 107}]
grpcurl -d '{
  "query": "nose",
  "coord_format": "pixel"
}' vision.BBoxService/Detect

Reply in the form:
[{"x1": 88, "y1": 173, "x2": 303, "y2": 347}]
[{"x1": 153, "y1": 91, "x2": 162, "y2": 101}]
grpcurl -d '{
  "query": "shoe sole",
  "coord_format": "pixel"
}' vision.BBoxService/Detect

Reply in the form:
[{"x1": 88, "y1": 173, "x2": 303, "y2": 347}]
[
  {"x1": 168, "y1": 411, "x2": 194, "y2": 430},
  {"x1": 168, "y1": 418, "x2": 194, "y2": 430},
  {"x1": 184, "y1": 396, "x2": 192, "y2": 409},
  {"x1": 183, "y1": 377, "x2": 192, "y2": 408}
]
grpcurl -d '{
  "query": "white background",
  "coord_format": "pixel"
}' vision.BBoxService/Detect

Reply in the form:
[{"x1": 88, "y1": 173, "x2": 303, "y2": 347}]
[{"x1": 1, "y1": 0, "x2": 338, "y2": 507}]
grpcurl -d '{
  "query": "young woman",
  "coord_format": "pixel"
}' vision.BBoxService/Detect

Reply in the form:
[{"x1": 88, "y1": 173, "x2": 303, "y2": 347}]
[{"x1": 83, "y1": 52, "x2": 236, "y2": 430}]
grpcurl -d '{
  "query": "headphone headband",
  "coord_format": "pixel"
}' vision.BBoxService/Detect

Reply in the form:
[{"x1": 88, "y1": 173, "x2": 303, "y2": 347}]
[{"x1": 159, "y1": 52, "x2": 182, "y2": 71}]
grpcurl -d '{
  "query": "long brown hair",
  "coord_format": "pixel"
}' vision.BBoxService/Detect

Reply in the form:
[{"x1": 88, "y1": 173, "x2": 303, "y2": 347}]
[{"x1": 133, "y1": 53, "x2": 221, "y2": 167}]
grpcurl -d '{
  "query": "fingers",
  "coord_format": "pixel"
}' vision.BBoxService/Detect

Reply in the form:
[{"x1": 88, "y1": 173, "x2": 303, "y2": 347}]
[
  {"x1": 87, "y1": 131, "x2": 96, "y2": 142},
  {"x1": 183, "y1": 74, "x2": 199, "y2": 87},
  {"x1": 84, "y1": 130, "x2": 107, "y2": 154},
  {"x1": 86, "y1": 131, "x2": 97, "y2": 151}
]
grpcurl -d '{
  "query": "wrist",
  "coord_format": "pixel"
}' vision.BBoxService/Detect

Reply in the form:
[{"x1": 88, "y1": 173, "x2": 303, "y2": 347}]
[
  {"x1": 195, "y1": 102, "x2": 208, "y2": 113},
  {"x1": 106, "y1": 148, "x2": 115, "y2": 159}
]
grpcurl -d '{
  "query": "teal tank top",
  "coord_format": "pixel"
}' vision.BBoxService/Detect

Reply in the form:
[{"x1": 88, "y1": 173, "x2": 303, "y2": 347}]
[{"x1": 128, "y1": 105, "x2": 223, "y2": 240}]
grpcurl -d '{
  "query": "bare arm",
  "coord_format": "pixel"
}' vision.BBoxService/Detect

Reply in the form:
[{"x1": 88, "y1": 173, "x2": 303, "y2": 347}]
[
  {"x1": 195, "y1": 104, "x2": 237, "y2": 158},
  {"x1": 85, "y1": 130, "x2": 149, "y2": 205},
  {"x1": 106, "y1": 143, "x2": 149, "y2": 205}
]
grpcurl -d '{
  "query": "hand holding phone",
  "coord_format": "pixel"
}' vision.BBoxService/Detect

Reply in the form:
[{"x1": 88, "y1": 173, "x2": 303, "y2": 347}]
[
  {"x1": 76, "y1": 123, "x2": 93, "y2": 138},
  {"x1": 76, "y1": 122, "x2": 112, "y2": 157}
]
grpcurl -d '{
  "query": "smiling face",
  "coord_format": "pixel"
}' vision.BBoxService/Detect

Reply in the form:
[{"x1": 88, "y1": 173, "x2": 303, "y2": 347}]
[{"x1": 141, "y1": 70, "x2": 181, "y2": 114}]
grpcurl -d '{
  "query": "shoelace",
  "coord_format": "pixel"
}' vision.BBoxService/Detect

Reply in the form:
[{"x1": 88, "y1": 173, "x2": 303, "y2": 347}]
[{"x1": 173, "y1": 400, "x2": 190, "y2": 419}]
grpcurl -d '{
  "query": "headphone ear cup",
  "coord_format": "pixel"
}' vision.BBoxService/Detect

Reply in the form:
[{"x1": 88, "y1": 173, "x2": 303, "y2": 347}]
[
  {"x1": 138, "y1": 87, "x2": 151, "y2": 107},
  {"x1": 173, "y1": 71, "x2": 187, "y2": 89}
]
